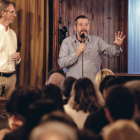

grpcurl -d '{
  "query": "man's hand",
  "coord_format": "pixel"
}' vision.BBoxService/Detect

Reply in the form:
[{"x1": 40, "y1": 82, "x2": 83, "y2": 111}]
[
  {"x1": 13, "y1": 52, "x2": 21, "y2": 61},
  {"x1": 76, "y1": 43, "x2": 85, "y2": 56},
  {"x1": 113, "y1": 31, "x2": 126, "y2": 46}
]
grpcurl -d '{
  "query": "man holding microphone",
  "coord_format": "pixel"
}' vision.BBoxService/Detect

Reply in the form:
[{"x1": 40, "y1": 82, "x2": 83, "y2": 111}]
[
  {"x1": 0, "y1": 0, "x2": 21, "y2": 99},
  {"x1": 58, "y1": 15, "x2": 125, "y2": 82}
]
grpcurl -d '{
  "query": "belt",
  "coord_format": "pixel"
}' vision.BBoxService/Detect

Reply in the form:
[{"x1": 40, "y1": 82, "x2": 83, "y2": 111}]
[{"x1": 0, "y1": 71, "x2": 15, "y2": 77}]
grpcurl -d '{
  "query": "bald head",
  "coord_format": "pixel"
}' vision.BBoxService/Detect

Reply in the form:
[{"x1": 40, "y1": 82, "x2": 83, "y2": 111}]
[{"x1": 47, "y1": 73, "x2": 65, "y2": 88}]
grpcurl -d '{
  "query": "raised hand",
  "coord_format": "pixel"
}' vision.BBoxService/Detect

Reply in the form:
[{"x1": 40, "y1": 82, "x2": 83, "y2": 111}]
[{"x1": 113, "y1": 31, "x2": 126, "y2": 46}]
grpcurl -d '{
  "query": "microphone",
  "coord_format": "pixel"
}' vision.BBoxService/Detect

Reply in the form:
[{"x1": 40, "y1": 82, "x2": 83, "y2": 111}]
[
  {"x1": 80, "y1": 33, "x2": 85, "y2": 43},
  {"x1": 17, "y1": 42, "x2": 21, "y2": 52},
  {"x1": 80, "y1": 34, "x2": 85, "y2": 78}
]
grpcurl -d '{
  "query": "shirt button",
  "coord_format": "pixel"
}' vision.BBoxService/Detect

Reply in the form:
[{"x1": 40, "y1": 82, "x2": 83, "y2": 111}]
[
  {"x1": 84, "y1": 66, "x2": 86, "y2": 68},
  {"x1": 84, "y1": 58, "x2": 85, "y2": 60},
  {"x1": 84, "y1": 74, "x2": 86, "y2": 76}
]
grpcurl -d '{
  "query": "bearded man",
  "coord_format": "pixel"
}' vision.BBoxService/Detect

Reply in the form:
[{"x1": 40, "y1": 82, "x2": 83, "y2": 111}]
[{"x1": 58, "y1": 15, "x2": 125, "y2": 82}]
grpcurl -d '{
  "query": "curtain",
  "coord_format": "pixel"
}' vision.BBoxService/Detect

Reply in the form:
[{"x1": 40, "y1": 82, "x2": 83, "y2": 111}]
[
  {"x1": 128, "y1": 0, "x2": 140, "y2": 74},
  {"x1": 9, "y1": 0, "x2": 49, "y2": 88}
]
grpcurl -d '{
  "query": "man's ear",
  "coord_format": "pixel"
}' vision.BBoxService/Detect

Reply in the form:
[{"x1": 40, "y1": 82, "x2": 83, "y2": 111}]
[
  {"x1": 104, "y1": 107, "x2": 114, "y2": 123},
  {"x1": 74, "y1": 25, "x2": 76, "y2": 31},
  {"x1": 1, "y1": 11, "x2": 5, "y2": 17},
  {"x1": 45, "y1": 80, "x2": 48, "y2": 85}
]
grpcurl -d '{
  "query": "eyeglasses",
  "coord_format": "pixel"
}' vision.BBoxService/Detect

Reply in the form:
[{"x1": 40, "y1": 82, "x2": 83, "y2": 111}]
[
  {"x1": 5, "y1": 11, "x2": 16, "y2": 15},
  {"x1": 77, "y1": 23, "x2": 89, "y2": 27}
]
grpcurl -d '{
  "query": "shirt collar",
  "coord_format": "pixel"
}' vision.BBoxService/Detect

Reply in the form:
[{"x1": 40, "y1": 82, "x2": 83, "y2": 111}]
[
  {"x1": 73, "y1": 34, "x2": 90, "y2": 43},
  {"x1": 0, "y1": 24, "x2": 9, "y2": 32}
]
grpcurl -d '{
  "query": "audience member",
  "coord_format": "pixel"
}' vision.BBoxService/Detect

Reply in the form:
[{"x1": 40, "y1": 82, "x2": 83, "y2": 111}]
[
  {"x1": 102, "y1": 120, "x2": 140, "y2": 140},
  {"x1": 3, "y1": 98, "x2": 59, "y2": 140},
  {"x1": 29, "y1": 111, "x2": 78, "y2": 140},
  {"x1": 61, "y1": 76, "x2": 77, "y2": 104},
  {"x1": 124, "y1": 80, "x2": 140, "y2": 126},
  {"x1": 64, "y1": 78, "x2": 104, "y2": 129},
  {"x1": 103, "y1": 77, "x2": 126, "y2": 99},
  {"x1": 6, "y1": 86, "x2": 41, "y2": 130},
  {"x1": 41, "y1": 84, "x2": 64, "y2": 111},
  {"x1": 45, "y1": 68, "x2": 65, "y2": 87},
  {"x1": 84, "y1": 107, "x2": 109, "y2": 134},
  {"x1": 95, "y1": 69, "x2": 114, "y2": 87},
  {"x1": 99, "y1": 75, "x2": 116, "y2": 94},
  {"x1": 1, "y1": 86, "x2": 41, "y2": 140},
  {"x1": 104, "y1": 85, "x2": 137, "y2": 123},
  {"x1": 40, "y1": 110, "x2": 77, "y2": 129},
  {"x1": 77, "y1": 129, "x2": 103, "y2": 140}
]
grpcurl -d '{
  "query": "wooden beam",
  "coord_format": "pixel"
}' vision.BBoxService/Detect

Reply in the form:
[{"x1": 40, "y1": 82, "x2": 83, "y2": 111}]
[{"x1": 53, "y1": 0, "x2": 59, "y2": 68}]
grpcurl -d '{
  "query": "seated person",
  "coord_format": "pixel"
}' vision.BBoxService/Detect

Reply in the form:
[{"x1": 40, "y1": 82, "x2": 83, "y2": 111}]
[
  {"x1": 60, "y1": 76, "x2": 77, "y2": 104},
  {"x1": 95, "y1": 69, "x2": 114, "y2": 87},
  {"x1": 0, "y1": 86, "x2": 41, "y2": 140},
  {"x1": 64, "y1": 78, "x2": 104, "y2": 129}
]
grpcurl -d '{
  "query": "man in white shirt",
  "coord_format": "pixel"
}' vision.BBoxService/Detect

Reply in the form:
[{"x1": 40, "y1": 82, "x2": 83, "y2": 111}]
[{"x1": 0, "y1": 0, "x2": 21, "y2": 99}]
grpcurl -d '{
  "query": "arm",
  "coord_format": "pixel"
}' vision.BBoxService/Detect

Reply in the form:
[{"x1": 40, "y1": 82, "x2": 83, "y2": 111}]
[
  {"x1": 98, "y1": 31, "x2": 125, "y2": 57},
  {"x1": 58, "y1": 39, "x2": 82, "y2": 68}
]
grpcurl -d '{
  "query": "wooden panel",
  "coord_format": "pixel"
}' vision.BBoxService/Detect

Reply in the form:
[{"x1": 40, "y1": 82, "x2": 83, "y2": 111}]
[
  {"x1": 53, "y1": 0, "x2": 128, "y2": 72},
  {"x1": 53, "y1": 0, "x2": 59, "y2": 68}
]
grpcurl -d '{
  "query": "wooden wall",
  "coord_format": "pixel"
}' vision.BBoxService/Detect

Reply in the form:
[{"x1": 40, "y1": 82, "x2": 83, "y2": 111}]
[{"x1": 53, "y1": 0, "x2": 128, "y2": 73}]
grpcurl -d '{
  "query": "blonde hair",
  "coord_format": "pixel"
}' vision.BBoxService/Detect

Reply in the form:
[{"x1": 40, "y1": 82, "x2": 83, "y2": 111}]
[
  {"x1": 0, "y1": 0, "x2": 15, "y2": 18},
  {"x1": 95, "y1": 69, "x2": 114, "y2": 87},
  {"x1": 102, "y1": 120, "x2": 140, "y2": 140}
]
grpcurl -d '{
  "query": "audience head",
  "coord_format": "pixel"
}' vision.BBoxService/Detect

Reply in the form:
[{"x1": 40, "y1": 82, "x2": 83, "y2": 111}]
[
  {"x1": 6, "y1": 86, "x2": 41, "y2": 130},
  {"x1": 95, "y1": 69, "x2": 114, "y2": 87},
  {"x1": 29, "y1": 111, "x2": 78, "y2": 140},
  {"x1": 77, "y1": 129, "x2": 103, "y2": 140},
  {"x1": 102, "y1": 120, "x2": 140, "y2": 140},
  {"x1": 103, "y1": 77, "x2": 126, "y2": 99},
  {"x1": 48, "y1": 68, "x2": 65, "y2": 79},
  {"x1": 46, "y1": 69, "x2": 65, "y2": 88},
  {"x1": 124, "y1": 80, "x2": 140, "y2": 111},
  {"x1": 104, "y1": 85, "x2": 137, "y2": 123},
  {"x1": 41, "y1": 84, "x2": 64, "y2": 111},
  {"x1": 99, "y1": 75, "x2": 116, "y2": 94},
  {"x1": 40, "y1": 111, "x2": 77, "y2": 129},
  {"x1": 25, "y1": 98, "x2": 59, "y2": 128},
  {"x1": 61, "y1": 76, "x2": 77, "y2": 98},
  {"x1": 70, "y1": 78, "x2": 104, "y2": 113}
]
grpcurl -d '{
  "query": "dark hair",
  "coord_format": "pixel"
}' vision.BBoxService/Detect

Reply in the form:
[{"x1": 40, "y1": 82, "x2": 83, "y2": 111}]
[
  {"x1": 0, "y1": 0, "x2": 15, "y2": 18},
  {"x1": 48, "y1": 68, "x2": 65, "y2": 79},
  {"x1": 72, "y1": 78, "x2": 101, "y2": 112},
  {"x1": 104, "y1": 77, "x2": 126, "y2": 90},
  {"x1": 77, "y1": 129, "x2": 103, "y2": 140},
  {"x1": 25, "y1": 98, "x2": 58, "y2": 128},
  {"x1": 41, "y1": 84, "x2": 64, "y2": 111},
  {"x1": 6, "y1": 86, "x2": 41, "y2": 118},
  {"x1": 41, "y1": 110, "x2": 77, "y2": 129},
  {"x1": 74, "y1": 15, "x2": 89, "y2": 25},
  {"x1": 61, "y1": 77, "x2": 77, "y2": 98},
  {"x1": 99, "y1": 75, "x2": 116, "y2": 94},
  {"x1": 106, "y1": 85, "x2": 136, "y2": 120},
  {"x1": 84, "y1": 108, "x2": 109, "y2": 134},
  {"x1": 124, "y1": 80, "x2": 140, "y2": 110}
]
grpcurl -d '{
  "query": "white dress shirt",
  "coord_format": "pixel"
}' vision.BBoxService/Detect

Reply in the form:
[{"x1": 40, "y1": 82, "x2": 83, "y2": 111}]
[{"x1": 0, "y1": 24, "x2": 20, "y2": 73}]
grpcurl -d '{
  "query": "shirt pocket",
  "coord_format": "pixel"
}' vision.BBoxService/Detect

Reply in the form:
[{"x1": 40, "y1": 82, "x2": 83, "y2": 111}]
[{"x1": 84, "y1": 49, "x2": 99, "y2": 60}]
